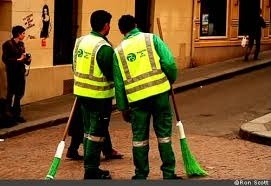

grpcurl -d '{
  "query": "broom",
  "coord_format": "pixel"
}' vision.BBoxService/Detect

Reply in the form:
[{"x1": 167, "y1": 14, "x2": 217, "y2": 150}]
[
  {"x1": 156, "y1": 18, "x2": 208, "y2": 177},
  {"x1": 45, "y1": 97, "x2": 78, "y2": 180}
]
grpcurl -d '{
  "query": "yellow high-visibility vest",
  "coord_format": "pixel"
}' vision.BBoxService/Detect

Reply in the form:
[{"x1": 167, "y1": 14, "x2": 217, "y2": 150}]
[
  {"x1": 73, "y1": 35, "x2": 114, "y2": 98},
  {"x1": 114, "y1": 33, "x2": 170, "y2": 103}
]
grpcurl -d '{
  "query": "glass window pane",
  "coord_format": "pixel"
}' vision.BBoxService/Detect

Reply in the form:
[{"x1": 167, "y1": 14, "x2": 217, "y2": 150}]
[{"x1": 200, "y1": 0, "x2": 227, "y2": 37}]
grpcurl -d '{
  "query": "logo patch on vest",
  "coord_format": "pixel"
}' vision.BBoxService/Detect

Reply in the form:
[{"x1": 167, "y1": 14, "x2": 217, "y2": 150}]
[
  {"x1": 127, "y1": 53, "x2": 136, "y2": 62},
  {"x1": 77, "y1": 49, "x2": 83, "y2": 57}
]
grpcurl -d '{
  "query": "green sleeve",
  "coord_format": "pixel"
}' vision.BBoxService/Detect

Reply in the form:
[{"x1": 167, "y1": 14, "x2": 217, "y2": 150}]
[
  {"x1": 96, "y1": 45, "x2": 114, "y2": 81},
  {"x1": 153, "y1": 34, "x2": 177, "y2": 83},
  {"x1": 113, "y1": 53, "x2": 129, "y2": 111}
]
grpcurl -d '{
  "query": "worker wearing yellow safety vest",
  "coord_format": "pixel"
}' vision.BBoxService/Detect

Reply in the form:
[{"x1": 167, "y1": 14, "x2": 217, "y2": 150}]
[
  {"x1": 113, "y1": 15, "x2": 182, "y2": 179},
  {"x1": 73, "y1": 10, "x2": 119, "y2": 179}
]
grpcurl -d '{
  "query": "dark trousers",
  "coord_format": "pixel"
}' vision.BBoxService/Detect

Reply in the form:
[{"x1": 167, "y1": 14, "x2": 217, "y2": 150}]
[
  {"x1": 78, "y1": 97, "x2": 112, "y2": 171},
  {"x1": 68, "y1": 97, "x2": 113, "y2": 155},
  {"x1": 6, "y1": 71, "x2": 25, "y2": 117},
  {"x1": 129, "y1": 91, "x2": 176, "y2": 179},
  {"x1": 245, "y1": 34, "x2": 261, "y2": 60}
]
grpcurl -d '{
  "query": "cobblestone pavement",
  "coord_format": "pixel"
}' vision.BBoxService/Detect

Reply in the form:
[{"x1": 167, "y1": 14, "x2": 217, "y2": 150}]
[{"x1": 0, "y1": 114, "x2": 270, "y2": 180}]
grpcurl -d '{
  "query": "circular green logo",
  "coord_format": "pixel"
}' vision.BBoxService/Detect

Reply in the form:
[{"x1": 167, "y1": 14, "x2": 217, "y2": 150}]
[
  {"x1": 77, "y1": 49, "x2": 83, "y2": 57},
  {"x1": 127, "y1": 53, "x2": 136, "y2": 62}
]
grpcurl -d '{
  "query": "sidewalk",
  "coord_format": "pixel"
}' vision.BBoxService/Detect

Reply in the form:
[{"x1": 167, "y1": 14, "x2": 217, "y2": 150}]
[{"x1": 1, "y1": 50, "x2": 271, "y2": 146}]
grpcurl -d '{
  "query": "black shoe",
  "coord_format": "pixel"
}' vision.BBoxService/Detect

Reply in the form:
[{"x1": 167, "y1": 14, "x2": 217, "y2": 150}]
[
  {"x1": 15, "y1": 116, "x2": 26, "y2": 123},
  {"x1": 164, "y1": 174, "x2": 183, "y2": 179},
  {"x1": 84, "y1": 169, "x2": 111, "y2": 179},
  {"x1": 0, "y1": 120, "x2": 18, "y2": 128},
  {"x1": 244, "y1": 56, "x2": 248, "y2": 61},
  {"x1": 66, "y1": 149, "x2": 83, "y2": 160},
  {"x1": 104, "y1": 149, "x2": 124, "y2": 160},
  {"x1": 131, "y1": 175, "x2": 146, "y2": 179}
]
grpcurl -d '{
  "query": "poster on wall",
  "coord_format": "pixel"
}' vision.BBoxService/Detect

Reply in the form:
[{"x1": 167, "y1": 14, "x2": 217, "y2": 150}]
[
  {"x1": 23, "y1": 13, "x2": 35, "y2": 30},
  {"x1": 40, "y1": 4, "x2": 52, "y2": 39},
  {"x1": 201, "y1": 14, "x2": 209, "y2": 35}
]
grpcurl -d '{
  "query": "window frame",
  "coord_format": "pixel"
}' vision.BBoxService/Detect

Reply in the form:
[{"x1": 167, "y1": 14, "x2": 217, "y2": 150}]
[{"x1": 199, "y1": 0, "x2": 229, "y2": 39}]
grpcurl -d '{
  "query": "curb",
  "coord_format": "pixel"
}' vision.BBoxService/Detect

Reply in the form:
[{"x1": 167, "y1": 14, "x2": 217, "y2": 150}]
[
  {"x1": 239, "y1": 113, "x2": 271, "y2": 146},
  {"x1": 0, "y1": 113, "x2": 69, "y2": 138},
  {"x1": 173, "y1": 58, "x2": 271, "y2": 93}
]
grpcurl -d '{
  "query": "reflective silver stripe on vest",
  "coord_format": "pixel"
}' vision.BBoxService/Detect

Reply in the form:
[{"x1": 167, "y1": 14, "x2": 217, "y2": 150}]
[
  {"x1": 73, "y1": 37, "x2": 84, "y2": 72},
  {"x1": 89, "y1": 40, "x2": 108, "y2": 77},
  {"x1": 157, "y1": 137, "x2": 171, "y2": 143},
  {"x1": 144, "y1": 34, "x2": 157, "y2": 70},
  {"x1": 125, "y1": 76, "x2": 168, "y2": 94},
  {"x1": 74, "y1": 81, "x2": 114, "y2": 91},
  {"x1": 74, "y1": 71, "x2": 107, "y2": 82},
  {"x1": 84, "y1": 133, "x2": 105, "y2": 142},
  {"x1": 123, "y1": 69, "x2": 162, "y2": 85},
  {"x1": 132, "y1": 140, "x2": 149, "y2": 147},
  {"x1": 118, "y1": 47, "x2": 131, "y2": 79}
]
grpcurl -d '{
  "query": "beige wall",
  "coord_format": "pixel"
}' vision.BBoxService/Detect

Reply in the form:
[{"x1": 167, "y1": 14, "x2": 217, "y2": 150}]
[
  {"x1": 152, "y1": 0, "x2": 193, "y2": 69},
  {"x1": 78, "y1": 0, "x2": 135, "y2": 47},
  {"x1": 3, "y1": 0, "x2": 136, "y2": 104},
  {"x1": 0, "y1": 0, "x2": 12, "y2": 99}
]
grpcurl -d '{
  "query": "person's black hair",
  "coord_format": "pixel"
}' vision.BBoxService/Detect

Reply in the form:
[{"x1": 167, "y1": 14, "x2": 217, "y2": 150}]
[
  {"x1": 90, "y1": 10, "x2": 112, "y2": 32},
  {"x1": 11, "y1": 25, "x2": 26, "y2": 38},
  {"x1": 118, "y1": 15, "x2": 136, "y2": 34},
  {"x1": 42, "y1": 4, "x2": 50, "y2": 19}
]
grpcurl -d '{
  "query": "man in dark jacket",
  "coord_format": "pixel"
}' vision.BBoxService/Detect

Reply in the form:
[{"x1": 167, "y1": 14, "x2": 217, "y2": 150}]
[
  {"x1": 2, "y1": 25, "x2": 31, "y2": 123},
  {"x1": 244, "y1": 9, "x2": 266, "y2": 61}
]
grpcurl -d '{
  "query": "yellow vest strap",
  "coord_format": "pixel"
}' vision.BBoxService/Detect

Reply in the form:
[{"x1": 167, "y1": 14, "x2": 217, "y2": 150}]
[
  {"x1": 124, "y1": 69, "x2": 163, "y2": 85},
  {"x1": 89, "y1": 40, "x2": 108, "y2": 75},
  {"x1": 74, "y1": 71, "x2": 108, "y2": 82},
  {"x1": 126, "y1": 76, "x2": 168, "y2": 94},
  {"x1": 75, "y1": 81, "x2": 114, "y2": 91}
]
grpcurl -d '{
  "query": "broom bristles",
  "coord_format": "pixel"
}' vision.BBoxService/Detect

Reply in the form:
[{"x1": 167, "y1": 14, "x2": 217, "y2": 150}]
[{"x1": 180, "y1": 138, "x2": 208, "y2": 177}]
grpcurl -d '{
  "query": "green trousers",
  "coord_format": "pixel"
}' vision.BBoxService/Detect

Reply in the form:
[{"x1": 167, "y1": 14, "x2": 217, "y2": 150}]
[
  {"x1": 130, "y1": 91, "x2": 176, "y2": 179},
  {"x1": 78, "y1": 97, "x2": 112, "y2": 173}
]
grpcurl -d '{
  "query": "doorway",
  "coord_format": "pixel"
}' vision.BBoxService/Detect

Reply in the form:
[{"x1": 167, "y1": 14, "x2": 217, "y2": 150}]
[
  {"x1": 238, "y1": 0, "x2": 260, "y2": 35},
  {"x1": 53, "y1": 0, "x2": 78, "y2": 65},
  {"x1": 135, "y1": 0, "x2": 154, "y2": 32}
]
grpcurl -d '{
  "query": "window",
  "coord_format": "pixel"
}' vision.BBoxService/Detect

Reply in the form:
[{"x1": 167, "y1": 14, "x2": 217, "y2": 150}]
[{"x1": 200, "y1": 0, "x2": 227, "y2": 37}]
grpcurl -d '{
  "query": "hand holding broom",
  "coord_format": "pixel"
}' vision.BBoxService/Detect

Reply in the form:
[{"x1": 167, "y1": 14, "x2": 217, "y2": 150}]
[
  {"x1": 45, "y1": 97, "x2": 78, "y2": 180},
  {"x1": 156, "y1": 18, "x2": 208, "y2": 177}
]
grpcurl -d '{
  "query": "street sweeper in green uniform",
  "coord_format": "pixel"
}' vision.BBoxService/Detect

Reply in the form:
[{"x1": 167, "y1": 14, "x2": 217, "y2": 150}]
[{"x1": 113, "y1": 15, "x2": 181, "y2": 179}]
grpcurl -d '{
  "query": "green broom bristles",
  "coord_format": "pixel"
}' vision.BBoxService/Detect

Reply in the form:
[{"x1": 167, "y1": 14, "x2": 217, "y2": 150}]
[{"x1": 180, "y1": 138, "x2": 208, "y2": 177}]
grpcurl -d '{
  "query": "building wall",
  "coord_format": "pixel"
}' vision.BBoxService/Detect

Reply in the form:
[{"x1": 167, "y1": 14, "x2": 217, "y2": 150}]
[
  {"x1": 0, "y1": 0, "x2": 135, "y2": 104},
  {"x1": 0, "y1": 0, "x2": 12, "y2": 99},
  {"x1": 152, "y1": 0, "x2": 193, "y2": 69},
  {"x1": 192, "y1": 0, "x2": 271, "y2": 66}
]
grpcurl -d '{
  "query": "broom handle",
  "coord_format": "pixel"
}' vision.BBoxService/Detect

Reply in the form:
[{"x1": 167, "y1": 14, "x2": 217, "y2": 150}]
[
  {"x1": 61, "y1": 97, "x2": 78, "y2": 141},
  {"x1": 156, "y1": 18, "x2": 180, "y2": 121}
]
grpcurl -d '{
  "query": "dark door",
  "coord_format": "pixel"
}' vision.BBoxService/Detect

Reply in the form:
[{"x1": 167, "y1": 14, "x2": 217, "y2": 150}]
[
  {"x1": 53, "y1": 0, "x2": 78, "y2": 65},
  {"x1": 238, "y1": 0, "x2": 260, "y2": 35},
  {"x1": 135, "y1": 0, "x2": 153, "y2": 32}
]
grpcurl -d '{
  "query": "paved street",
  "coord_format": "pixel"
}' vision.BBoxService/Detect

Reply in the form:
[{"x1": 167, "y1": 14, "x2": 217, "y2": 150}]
[
  {"x1": 0, "y1": 66, "x2": 271, "y2": 180},
  {"x1": 0, "y1": 118, "x2": 270, "y2": 180}
]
